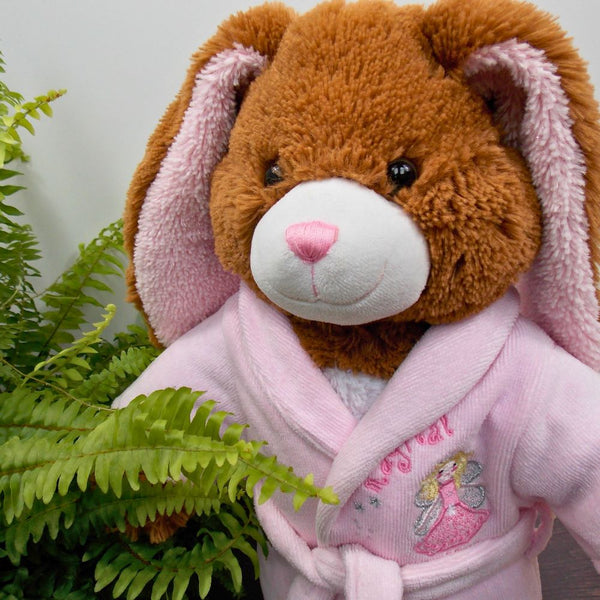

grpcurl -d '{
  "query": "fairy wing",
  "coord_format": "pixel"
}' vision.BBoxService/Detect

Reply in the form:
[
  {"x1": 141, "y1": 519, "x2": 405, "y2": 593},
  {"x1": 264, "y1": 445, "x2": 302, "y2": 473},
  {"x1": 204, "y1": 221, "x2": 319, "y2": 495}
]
[
  {"x1": 414, "y1": 494, "x2": 442, "y2": 536},
  {"x1": 461, "y1": 460, "x2": 483, "y2": 485},
  {"x1": 415, "y1": 488, "x2": 434, "y2": 509},
  {"x1": 458, "y1": 484, "x2": 486, "y2": 508}
]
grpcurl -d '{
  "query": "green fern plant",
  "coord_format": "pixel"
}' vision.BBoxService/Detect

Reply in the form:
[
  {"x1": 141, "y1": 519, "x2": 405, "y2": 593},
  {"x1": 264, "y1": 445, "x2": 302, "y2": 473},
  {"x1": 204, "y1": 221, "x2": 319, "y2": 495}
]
[{"x1": 0, "y1": 51, "x2": 338, "y2": 600}]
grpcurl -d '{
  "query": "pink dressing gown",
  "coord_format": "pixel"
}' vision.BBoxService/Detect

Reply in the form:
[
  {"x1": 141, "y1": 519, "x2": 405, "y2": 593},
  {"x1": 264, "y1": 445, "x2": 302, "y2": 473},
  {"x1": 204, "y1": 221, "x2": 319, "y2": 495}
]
[{"x1": 114, "y1": 283, "x2": 600, "y2": 600}]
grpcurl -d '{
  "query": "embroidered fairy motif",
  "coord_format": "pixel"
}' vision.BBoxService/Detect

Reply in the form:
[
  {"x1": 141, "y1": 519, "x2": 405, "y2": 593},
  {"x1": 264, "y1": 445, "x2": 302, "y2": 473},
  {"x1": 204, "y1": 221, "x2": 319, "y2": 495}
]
[{"x1": 414, "y1": 451, "x2": 489, "y2": 556}]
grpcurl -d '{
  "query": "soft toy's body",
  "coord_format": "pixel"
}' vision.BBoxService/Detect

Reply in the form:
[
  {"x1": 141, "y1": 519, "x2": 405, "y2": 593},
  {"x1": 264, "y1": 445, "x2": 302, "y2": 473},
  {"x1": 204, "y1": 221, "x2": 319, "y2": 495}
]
[
  {"x1": 116, "y1": 282, "x2": 600, "y2": 599},
  {"x1": 115, "y1": 0, "x2": 600, "y2": 598}
]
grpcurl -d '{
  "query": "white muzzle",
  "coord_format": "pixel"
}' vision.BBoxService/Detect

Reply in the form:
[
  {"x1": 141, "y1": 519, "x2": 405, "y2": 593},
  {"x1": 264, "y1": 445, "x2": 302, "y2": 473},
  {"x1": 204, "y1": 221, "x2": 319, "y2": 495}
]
[{"x1": 250, "y1": 178, "x2": 430, "y2": 325}]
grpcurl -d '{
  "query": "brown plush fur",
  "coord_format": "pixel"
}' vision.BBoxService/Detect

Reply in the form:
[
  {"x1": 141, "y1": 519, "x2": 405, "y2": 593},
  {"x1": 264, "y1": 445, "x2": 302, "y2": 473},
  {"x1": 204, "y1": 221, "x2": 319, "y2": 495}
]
[
  {"x1": 289, "y1": 318, "x2": 430, "y2": 379},
  {"x1": 210, "y1": 0, "x2": 542, "y2": 377},
  {"x1": 124, "y1": 0, "x2": 600, "y2": 379},
  {"x1": 424, "y1": 0, "x2": 600, "y2": 308},
  {"x1": 124, "y1": 511, "x2": 190, "y2": 544}
]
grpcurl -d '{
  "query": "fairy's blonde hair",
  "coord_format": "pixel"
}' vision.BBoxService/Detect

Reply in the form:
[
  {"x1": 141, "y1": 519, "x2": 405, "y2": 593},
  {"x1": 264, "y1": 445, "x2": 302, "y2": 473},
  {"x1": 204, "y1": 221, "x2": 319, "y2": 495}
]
[{"x1": 419, "y1": 451, "x2": 471, "y2": 501}]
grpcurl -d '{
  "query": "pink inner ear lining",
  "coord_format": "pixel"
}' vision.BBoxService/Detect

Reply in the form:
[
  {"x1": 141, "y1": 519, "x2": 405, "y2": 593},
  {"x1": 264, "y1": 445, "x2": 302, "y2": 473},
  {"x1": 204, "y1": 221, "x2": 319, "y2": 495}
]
[
  {"x1": 133, "y1": 44, "x2": 268, "y2": 346},
  {"x1": 465, "y1": 39, "x2": 600, "y2": 370}
]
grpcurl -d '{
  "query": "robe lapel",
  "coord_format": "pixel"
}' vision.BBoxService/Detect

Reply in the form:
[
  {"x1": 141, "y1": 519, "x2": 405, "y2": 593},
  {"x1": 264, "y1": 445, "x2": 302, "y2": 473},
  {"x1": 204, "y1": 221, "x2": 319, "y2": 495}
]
[
  {"x1": 315, "y1": 289, "x2": 521, "y2": 544},
  {"x1": 235, "y1": 284, "x2": 520, "y2": 545},
  {"x1": 237, "y1": 284, "x2": 357, "y2": 458}
]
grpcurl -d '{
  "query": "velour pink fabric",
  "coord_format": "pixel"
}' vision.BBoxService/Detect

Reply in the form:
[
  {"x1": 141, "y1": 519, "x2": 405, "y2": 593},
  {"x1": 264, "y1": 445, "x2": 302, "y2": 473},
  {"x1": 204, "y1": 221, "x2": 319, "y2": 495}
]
[
  {"x1": 114, "y1": 284, "x2": 600, "y2": 599},
  {"x1": 133, "y1": 44, "x2": 266, "y2": 346},
  {"x1": 256, "y1": 482, "x2": 544, "y2": 599},
  {"x1": 465, "y1": 39, "x2": 600, "y2": 370}
]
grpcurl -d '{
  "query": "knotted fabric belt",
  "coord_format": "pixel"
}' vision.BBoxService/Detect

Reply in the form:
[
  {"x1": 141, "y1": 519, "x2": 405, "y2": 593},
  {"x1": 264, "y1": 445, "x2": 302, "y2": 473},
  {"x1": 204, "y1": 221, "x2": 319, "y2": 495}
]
[{"x1": 255, "y1": 497, "x2": 553, "y2": 600}]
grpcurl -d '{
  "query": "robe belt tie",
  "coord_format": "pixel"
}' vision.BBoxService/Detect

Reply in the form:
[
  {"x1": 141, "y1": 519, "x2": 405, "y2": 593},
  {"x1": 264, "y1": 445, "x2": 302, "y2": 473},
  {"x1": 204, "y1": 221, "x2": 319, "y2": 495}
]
[{"x1": 255, "y1": 496, "x2": 553, "y2": 600}]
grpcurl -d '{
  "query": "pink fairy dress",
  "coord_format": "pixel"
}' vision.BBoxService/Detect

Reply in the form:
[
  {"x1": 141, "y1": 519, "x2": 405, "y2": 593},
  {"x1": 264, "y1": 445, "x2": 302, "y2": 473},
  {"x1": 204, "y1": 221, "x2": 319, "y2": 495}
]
[{"x1": 414, "y1": 457, "x2": 490, "y2": 556}]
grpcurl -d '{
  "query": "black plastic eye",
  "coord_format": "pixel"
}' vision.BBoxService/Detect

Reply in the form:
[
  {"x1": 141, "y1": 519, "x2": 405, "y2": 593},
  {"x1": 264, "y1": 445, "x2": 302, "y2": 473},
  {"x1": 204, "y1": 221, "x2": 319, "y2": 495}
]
[
  {"x1": 264, "y1": 162, "x2": 284, "y2": 186},
  {"x1": 387, "y1": 158, "x2": 418, "y2": 190}
]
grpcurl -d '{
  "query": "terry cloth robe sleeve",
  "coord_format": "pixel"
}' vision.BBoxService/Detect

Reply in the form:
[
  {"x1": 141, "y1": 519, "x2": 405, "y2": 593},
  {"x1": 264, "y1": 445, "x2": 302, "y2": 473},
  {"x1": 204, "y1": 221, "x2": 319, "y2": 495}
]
[
  {"x1": 510, "y1": 340, "x2": 600, "y2": 573},
  {"x1": 112, "y1": 296, "x2": 241, "y2": 419}
]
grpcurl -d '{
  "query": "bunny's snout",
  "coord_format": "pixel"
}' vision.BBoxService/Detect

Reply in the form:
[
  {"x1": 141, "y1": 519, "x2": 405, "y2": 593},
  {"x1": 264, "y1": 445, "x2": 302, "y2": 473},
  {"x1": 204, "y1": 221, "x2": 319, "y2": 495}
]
[{"x1": 250, "y1": 178, "x2": 430, "y2": 325}]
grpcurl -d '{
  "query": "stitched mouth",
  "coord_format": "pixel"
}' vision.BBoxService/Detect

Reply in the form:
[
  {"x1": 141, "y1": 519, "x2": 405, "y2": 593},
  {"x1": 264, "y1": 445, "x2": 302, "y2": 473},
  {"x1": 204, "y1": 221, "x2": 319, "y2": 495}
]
[{"x1": 277, "y1": 262, "x2": 388, "y2": 307}]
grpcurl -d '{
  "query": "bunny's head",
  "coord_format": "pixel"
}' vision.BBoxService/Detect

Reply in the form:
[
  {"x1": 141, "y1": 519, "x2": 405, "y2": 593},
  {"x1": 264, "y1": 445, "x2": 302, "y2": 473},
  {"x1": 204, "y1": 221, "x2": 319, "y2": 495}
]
[{"x1": 125, "y1": 0, "x2": 600, "y2": 376}]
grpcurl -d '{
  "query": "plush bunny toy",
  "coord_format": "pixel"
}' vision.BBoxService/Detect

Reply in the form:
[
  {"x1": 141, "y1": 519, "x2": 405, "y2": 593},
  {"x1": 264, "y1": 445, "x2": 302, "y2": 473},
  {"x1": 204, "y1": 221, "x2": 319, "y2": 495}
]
[{"x1": 114, "y1": 0, "x2": 600, "y2": 598}]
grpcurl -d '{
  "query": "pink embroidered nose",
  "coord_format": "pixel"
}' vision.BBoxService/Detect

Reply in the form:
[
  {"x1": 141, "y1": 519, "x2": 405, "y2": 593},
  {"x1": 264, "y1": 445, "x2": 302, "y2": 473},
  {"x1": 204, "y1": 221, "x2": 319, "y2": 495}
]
[{"x1": 285, "y1": 221, "x2": 339, "y2": 264}]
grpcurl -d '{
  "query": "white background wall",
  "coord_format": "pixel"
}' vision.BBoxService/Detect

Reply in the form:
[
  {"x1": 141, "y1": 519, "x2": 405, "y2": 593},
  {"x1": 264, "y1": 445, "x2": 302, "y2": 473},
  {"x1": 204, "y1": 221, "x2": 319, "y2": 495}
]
[{"x1": 2, "y1": 0, "x2": 600, "y2": 333}]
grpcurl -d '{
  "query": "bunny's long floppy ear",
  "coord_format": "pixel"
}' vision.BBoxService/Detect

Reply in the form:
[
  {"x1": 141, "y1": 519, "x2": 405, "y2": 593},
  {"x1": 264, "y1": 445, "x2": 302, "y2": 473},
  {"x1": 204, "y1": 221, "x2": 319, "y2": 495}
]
[
  {"x1": 424, "y1": 0, "x2": 600, "y2": 370},
  {"x1": 124, "y1": 4, "x2": 295, "y2": 347}
]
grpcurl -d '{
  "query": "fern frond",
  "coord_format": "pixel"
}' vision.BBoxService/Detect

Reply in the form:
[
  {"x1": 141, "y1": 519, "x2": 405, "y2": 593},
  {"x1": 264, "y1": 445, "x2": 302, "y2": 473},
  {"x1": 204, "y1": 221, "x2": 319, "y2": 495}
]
[
  {"x1": 25, "y1": 304, "x2": 117, "y2": 389},
  {"x1": 0, "y1": 58, "x2": 61, "y2": 377},
  {"x1": 0, "y1": 387, "x2": 337, "y2": 534},
  {"x1": 93, "y1": 499, "x2": 263, "y2": 600},
  {"x1": 35, "y1": 220, "x2": 124, "y2": 354},
  {"x1": 0, "y1": 54, "x2": 60, "y2": 307},
  {"x1": 0, "y1": 360, "x2": 22, "y2": 391},
  {"x1": 0, "y1": 222, "x2": 40, "y2": 303},
  {"x1": 0, "y1": 387, "x2": 104, "y2": 445},
  {"x1": 1, "y1": 219, "x2": 126, "y2": 379},
  {"x1": 0, "y1": 221, "x2": 41, "y2": 375},
  {"x1": 1, "y1": 478, "x2": 228, "y2": 565},
  {"x1": 0, "y1": 382, "x2": 338, "y2": 598},
  {"x1": 0, "y1": 89, "x2": 66, "y2": 167},
  {"x1": 2, "y1": 491, "x2": 80, "y2": 562},
  {"x1": 0, "y1": 53, "x2": 24, "y2": 110},
  {"x1": 0, "y1": 528, "x2": 99, "y2": 599},
  {"x1": 72, "y1": 345, "x2": 160, "y2": 405}
]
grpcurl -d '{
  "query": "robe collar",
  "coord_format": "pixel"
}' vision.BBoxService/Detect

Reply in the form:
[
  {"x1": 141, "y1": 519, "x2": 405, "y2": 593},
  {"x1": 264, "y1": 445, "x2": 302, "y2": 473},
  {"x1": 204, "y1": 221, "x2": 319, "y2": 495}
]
[{"x1": 235, "y1": 283, "x2": 520, "y2": 543}]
